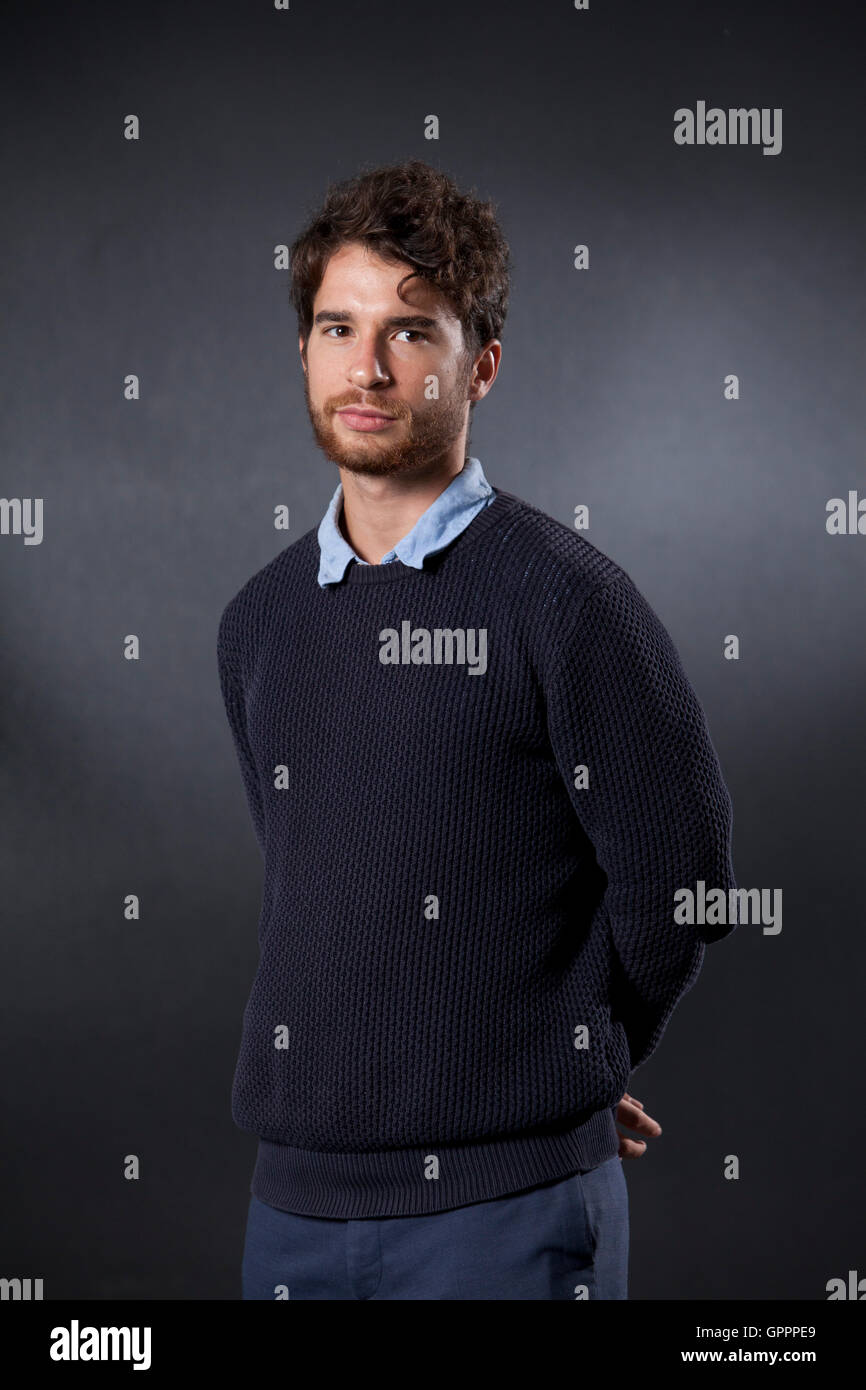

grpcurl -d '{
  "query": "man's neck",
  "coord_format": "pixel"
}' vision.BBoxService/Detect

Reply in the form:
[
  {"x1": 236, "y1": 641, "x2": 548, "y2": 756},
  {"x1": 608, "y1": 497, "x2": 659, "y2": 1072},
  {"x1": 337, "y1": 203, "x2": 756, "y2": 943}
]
[{"x1": 338, "y1": 457, "x2": 468, "y2": 565}]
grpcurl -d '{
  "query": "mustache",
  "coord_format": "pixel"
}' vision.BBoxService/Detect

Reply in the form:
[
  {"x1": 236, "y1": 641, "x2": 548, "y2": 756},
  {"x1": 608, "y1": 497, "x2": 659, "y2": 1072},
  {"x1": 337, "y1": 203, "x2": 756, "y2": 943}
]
[{"x1": 328, "y1": 397, "x2": 410, "y2": 419}]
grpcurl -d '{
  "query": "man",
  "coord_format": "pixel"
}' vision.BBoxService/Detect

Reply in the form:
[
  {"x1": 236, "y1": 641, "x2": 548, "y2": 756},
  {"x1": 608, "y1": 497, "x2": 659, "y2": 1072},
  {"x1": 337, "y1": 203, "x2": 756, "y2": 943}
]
[{"x1": 217, "y1": 159, "x2": 737, "y2": 1301}]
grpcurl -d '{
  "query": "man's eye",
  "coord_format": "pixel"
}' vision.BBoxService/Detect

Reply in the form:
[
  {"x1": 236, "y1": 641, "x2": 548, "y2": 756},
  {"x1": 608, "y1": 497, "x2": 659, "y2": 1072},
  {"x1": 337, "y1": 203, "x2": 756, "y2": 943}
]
[{"x1": 321, "y1": 326, "x2": 426, "y2": 342}]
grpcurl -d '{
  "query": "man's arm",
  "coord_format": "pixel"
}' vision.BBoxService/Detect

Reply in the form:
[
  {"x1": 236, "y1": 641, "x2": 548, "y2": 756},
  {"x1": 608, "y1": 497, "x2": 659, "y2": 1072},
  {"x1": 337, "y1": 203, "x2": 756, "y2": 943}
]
[
  {"x1": 545, "y1": 573, "x2": 737, "y2": 1072},
  {"x1": 216, "y1": 611, "x2": 267, "y2": 857}
]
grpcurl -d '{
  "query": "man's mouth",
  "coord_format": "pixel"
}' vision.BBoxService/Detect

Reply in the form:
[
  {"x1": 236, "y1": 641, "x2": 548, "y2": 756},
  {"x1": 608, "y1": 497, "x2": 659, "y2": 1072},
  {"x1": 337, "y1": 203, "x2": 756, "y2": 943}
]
[{"x1": 336, "y1": 407, "x2": 397, "y2": 432}]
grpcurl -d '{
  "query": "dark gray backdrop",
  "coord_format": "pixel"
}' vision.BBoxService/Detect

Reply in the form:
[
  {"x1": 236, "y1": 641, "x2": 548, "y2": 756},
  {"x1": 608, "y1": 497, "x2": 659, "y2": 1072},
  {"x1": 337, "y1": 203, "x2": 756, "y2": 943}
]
[{"x1": 2, "y1": 0, "x2": 864, "y2": 1299}]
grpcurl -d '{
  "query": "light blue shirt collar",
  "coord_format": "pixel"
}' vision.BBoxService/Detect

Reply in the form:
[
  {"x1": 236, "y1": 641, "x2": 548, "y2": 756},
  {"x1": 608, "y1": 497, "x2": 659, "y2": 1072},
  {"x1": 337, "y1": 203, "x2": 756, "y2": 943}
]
[{"x1": 317, "y1": 455, "x2": 495, "y2": 586}]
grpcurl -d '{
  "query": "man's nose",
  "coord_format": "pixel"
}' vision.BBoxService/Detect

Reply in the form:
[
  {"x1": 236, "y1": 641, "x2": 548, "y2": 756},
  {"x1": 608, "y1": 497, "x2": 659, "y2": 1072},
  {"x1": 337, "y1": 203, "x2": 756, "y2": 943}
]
[{"x1": 348, "y1": 335, "x2": 391, "y2": 388}]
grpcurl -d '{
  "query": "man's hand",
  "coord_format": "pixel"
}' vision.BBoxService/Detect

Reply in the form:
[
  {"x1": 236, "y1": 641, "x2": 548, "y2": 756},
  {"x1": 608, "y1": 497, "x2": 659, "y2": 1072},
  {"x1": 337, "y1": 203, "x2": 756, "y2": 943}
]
[{"x1": 615, "y1": 1091, "x2": 661, "y2": 1158}]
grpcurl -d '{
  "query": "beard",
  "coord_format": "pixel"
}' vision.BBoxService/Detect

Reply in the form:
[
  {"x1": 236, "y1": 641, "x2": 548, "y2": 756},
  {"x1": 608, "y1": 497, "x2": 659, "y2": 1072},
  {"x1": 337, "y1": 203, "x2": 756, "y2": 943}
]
[{"x1": 302, "y1": 361, "x2": 472, "y2": 478}]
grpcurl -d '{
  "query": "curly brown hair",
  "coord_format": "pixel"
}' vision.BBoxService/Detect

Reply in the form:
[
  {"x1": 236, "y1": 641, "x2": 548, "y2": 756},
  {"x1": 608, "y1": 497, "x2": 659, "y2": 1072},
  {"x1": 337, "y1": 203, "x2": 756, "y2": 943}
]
[{"x1": 289, "y1": 159, "x2": 511, "y2": 374}]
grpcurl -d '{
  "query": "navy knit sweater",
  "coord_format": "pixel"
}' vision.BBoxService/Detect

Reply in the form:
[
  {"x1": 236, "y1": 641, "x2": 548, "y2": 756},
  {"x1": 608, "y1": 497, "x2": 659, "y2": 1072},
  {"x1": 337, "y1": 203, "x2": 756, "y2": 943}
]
[{"x1": 217, "y1": 488, "x2": 737, "y2": 1218}]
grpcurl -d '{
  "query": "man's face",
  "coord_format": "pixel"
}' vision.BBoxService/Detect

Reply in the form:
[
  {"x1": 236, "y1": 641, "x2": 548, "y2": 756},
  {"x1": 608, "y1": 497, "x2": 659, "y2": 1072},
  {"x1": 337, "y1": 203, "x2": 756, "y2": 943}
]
[{"x1": 300, "y1": 241, "x2": 476, "y2": 477}]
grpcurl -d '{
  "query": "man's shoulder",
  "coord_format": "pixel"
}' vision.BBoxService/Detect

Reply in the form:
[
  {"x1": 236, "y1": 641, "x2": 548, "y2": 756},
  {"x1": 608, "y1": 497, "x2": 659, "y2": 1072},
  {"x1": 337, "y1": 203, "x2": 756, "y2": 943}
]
[
  {"x1": 217, "y1": 526, "x2": 319, "y2": 651},
  {"x1": 488, "y1": 488, "x2": 637, "y2": 608}
]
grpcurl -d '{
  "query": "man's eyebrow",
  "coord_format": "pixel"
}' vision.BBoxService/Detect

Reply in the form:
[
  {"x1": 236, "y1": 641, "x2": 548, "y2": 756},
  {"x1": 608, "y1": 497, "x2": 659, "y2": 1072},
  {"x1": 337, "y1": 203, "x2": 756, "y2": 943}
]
[{"x1": 313, "y1": 310, "x2": 441, "y2": 329}]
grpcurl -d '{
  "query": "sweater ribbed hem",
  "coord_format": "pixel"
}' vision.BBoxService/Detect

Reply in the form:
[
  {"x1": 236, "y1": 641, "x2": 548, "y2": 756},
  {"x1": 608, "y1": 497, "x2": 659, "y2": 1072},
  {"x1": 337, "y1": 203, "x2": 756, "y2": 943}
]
[{"x1": 249, "y1": 1106, "x2": 620, "y2": 1218}]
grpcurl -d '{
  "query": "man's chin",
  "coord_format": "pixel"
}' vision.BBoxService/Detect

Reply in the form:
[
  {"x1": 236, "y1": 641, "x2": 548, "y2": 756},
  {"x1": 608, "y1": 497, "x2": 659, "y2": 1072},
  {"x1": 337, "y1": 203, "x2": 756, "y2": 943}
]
[
  {"x1": 330, "y1": 453, "x2": 415, "y2": 478},
  {"x1": 312, "y1": 429, "x2": 417, "y2": 476}
]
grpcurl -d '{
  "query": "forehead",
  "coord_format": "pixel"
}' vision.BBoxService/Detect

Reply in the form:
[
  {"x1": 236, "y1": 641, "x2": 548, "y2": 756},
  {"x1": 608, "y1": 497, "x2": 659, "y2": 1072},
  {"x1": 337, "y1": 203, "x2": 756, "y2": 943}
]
[{"x1": 315, "y1": 242, "x2": 459, "y2": 324}]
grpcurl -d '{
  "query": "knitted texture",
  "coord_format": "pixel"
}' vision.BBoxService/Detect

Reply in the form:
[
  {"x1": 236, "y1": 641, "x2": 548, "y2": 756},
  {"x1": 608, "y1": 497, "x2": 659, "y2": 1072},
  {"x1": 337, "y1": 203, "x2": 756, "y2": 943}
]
[{"x1": 217, "y1": 488, "x2": 737, "y2": 1216}]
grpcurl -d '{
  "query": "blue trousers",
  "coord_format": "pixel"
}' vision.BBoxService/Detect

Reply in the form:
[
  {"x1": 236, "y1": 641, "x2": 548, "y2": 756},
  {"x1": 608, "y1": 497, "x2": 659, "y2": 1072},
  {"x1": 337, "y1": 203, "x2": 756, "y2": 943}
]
[{"x1": 241, "y1": 1155, "x2": 628, "y2": 1300}]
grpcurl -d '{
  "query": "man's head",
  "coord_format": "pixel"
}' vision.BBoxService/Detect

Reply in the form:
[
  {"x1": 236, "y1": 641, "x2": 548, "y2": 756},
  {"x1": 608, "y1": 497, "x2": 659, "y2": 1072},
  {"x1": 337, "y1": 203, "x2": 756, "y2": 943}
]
[{"x1": 290, "y1": 160, "x2": 511, "y2": 478}]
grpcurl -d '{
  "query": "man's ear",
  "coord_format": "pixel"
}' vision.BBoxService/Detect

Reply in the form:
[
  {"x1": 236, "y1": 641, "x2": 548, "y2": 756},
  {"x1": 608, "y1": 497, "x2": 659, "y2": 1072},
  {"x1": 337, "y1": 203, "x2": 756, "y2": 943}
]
[{"x1": 299, "y1": 335, "x2": 307, "y2": 372}]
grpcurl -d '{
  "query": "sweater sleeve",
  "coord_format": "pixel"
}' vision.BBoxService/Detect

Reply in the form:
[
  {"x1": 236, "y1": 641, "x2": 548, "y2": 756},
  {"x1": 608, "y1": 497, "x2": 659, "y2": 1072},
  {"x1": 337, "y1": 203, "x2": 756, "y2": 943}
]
[
  {"x1": 544, "y1": 575, "x2": 737, "y2": 1071},
  {"x1": 217, "y1": 613, "x2": 266, "y2": 858}
]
